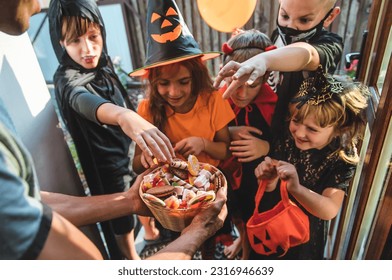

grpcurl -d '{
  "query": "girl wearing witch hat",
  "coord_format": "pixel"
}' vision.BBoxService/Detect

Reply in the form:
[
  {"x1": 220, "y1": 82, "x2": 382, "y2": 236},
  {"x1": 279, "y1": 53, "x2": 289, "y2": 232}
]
[{"x1": 130, "y1": 0, "x2": 236, "y2": 259}]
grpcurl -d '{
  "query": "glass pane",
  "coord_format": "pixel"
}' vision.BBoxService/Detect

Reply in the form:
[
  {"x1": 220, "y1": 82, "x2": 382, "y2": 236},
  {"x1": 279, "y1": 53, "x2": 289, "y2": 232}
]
[
  {"x1": 27, "y1": 12, "x2": 57, "y2": 83},
  {"x1": 353, "y1": 115, "x2": 392, "y2": 259},
  {"x1": 376, "y1": 27, "x2": 392, "y2": 95},
  {"x1": 27, "y1": 4, "x2": 133, "y2": 83},
  {"x1": 99, "y1": 4, "x2": 133, "y2": 73}
]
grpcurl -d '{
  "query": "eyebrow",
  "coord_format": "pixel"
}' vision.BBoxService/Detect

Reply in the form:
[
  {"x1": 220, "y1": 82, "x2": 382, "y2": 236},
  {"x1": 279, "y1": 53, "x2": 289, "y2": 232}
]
[
  {"x1": 281, "y1": 7, "x2": 314, "y2": 18},
  {"x1": 159, "y1": 75, "x2": 191, "y2": 81}
]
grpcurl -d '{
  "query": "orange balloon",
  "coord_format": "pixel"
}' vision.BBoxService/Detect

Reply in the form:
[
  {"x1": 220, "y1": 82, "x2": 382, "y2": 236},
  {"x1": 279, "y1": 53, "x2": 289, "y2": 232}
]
[{"x1": 197, "y1": 0, "x2": 257, "y2": 33}]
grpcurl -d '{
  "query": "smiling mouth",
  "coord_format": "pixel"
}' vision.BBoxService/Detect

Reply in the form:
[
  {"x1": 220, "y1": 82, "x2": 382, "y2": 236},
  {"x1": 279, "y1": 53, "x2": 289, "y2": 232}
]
[
  {"x1": 168, "y1": 97, "x2": 182, "y2": 102},
  {"x1": 295, "y1": 137, "x2": 308, "y2": 144}
]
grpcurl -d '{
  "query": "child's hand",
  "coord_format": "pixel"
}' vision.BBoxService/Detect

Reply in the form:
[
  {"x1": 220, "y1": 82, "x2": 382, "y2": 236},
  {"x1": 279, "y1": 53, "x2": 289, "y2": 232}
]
[
  {"x1": 275, "y1": 161, "x2": 300, "y2": 192},
  {"x1": 140, "y1": 151, "x2": 159, "y2": 170},
  {"x1": 254, "y1": 156, "x2": 278, "y2": 181},
  {"x1": 117, "y1": 110, "x2": 175, "y2": 165},
  {"x1": 174, "y1": 137, "x2": 205, "y2": 158},
  {"x1": 229, "y1": 126, "x2": 262, "y2": 141},
  {"x1": 214, "y1": 54, "x2": 268, "y2": 99},
  {"x1": 230, "y1": 133, "x2": 269, "y2": 162}
]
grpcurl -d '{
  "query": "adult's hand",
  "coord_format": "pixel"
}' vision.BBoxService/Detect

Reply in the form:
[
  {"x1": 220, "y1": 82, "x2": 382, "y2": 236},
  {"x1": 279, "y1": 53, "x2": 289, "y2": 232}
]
[
  {"x1": 182, "y1": 185, "x2": 227, "y2": 238},
  {"x1": 146, "y1": 185, "x2": 227, "y2": 260}
]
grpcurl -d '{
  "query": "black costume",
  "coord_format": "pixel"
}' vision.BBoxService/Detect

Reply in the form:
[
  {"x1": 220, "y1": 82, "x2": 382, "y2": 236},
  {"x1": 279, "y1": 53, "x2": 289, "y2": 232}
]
[
  {"x1": 250, "y1": 135, "x2": 355, "y2": 260},
  {"x1": 48, "y1": 0, "x2": 136, "y2": 259},
  {"x1": 250, "y1": 26, "x2": 345, "y2": 259},
  {"x1": 269, "y1": 28, "x2": 343, "y2": 144}
]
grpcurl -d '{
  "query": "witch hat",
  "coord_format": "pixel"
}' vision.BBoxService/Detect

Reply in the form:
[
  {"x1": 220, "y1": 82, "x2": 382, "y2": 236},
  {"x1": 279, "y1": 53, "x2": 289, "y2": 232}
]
[{"x1": 129, "y1": 0, "x2": 221, "y2": 77}]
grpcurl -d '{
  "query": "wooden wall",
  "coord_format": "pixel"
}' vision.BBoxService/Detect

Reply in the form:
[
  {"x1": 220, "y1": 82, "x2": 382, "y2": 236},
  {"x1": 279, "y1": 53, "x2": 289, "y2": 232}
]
[{"x1": 104, "y1": 0, "x2": 373, "y2": 77}]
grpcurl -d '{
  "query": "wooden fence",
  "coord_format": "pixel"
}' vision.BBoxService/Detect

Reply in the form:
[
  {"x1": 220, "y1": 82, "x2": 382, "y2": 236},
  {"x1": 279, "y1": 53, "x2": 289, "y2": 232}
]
[{"x1": 100, "y1": 0, "x2": 373, "y2": 77}]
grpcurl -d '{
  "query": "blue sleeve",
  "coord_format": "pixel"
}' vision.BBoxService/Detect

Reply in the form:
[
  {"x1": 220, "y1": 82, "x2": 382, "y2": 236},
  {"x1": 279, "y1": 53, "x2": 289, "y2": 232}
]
[{"x1": 0, "y1": 125, "x2": 53, "y2": 260}]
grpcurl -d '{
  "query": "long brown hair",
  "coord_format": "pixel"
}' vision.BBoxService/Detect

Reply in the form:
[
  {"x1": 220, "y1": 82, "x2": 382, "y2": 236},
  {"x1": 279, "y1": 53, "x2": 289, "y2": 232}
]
[{"x1": 146, "y1": 57, "x2": 214, "y2": 131}]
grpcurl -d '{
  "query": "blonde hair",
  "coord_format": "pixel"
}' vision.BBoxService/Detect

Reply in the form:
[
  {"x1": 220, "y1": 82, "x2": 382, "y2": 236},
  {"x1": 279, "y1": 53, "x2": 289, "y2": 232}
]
[{"x1": 289, "y1": 77, "x2": 369, "y2": 164}]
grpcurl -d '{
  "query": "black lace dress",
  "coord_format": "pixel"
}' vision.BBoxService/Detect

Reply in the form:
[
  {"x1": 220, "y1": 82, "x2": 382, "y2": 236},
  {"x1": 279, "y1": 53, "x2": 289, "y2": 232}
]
[{"x1": 249, "y1": 136, "x2": 356, "y2": 260}]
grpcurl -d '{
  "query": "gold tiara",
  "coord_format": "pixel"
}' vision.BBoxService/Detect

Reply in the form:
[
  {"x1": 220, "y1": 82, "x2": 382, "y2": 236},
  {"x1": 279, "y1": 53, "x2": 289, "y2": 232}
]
[{"x1": 292, "y1": 65, "x2": 344, "y2": 108}]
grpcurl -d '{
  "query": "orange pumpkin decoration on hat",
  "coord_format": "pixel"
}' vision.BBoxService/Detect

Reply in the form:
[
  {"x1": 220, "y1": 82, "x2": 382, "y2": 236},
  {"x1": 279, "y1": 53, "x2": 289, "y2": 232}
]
[
  {"x1": 150, "y1": 7, "x2": 182, "y2": 43},
  {"x1": 129, "y1": 0, "x2": 221, "y2": 77}
]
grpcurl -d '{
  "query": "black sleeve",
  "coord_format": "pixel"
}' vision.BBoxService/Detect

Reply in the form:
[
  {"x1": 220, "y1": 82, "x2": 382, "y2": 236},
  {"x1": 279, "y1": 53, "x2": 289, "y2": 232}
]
[
  {"x1": 69, "y1": 86, "x2": 110, "y2": 124},
  {"x1": 312, "y1": 31, "x2": 344, "y2": 73}
]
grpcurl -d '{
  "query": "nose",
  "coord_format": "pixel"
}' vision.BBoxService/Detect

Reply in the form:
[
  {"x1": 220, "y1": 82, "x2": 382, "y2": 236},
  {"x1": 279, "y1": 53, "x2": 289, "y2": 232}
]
[
  {"x1": 81, "y1": 38, "x2": 93, "y2": 54},
  {"x1": 294, "y1": 124, "x2": 307, "y2": 138},
  {"x1": 286, "y1": 19, "x2": 298, "y2": 30},
  {"x1": 235, "y1": 85, "x2": 246, "y2": 97},
  {"x1": 168, "y1": 84, "x2": 180, "y2": 97}
]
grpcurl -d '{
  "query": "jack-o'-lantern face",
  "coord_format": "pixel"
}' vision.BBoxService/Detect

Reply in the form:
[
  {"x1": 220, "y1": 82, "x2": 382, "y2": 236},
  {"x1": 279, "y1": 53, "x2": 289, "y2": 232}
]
[{"x1": 150, "y1": 7, "x2": 182, "y2": 43}]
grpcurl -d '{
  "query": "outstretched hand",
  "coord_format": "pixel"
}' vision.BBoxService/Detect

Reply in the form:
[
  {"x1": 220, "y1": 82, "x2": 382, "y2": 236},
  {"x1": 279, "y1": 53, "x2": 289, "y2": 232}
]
[
  {"x1": 119, "y1": 112, "x2": 175, "y2": 166},
  {"x1": 213, "y1": 54, "x2": 268, "y2": 99}
]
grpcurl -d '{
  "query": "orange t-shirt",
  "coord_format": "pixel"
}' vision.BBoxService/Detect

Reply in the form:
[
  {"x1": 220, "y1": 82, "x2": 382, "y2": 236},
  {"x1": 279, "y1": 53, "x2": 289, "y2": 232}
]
[{"x1": 138, "y1": 91, "x2": 235, "y2": 166}]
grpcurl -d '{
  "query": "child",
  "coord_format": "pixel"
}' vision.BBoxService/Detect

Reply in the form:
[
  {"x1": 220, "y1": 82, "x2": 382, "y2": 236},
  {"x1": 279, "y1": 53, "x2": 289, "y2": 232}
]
[
  {"x1": 218, "y1": 29, "x2": 278, "y2": 259},
  {"x1": 130, "y1": 0, "x2": 235, "y2": 259},
  {"x1": 132, "y1": 58, "x2": 234, "y2": 172},
  {"x1": 130, "y1": 0, "x2": 234, "y2": 173},
  {"x1": 48, "y1": 0, "x2": 174, "y2": 259},
  {"x1": 214, "y1": 0, "x2": 343, "y2": 146},
  {"x1": 252, "y1": 66, "x2": 369, "y2": 259}
]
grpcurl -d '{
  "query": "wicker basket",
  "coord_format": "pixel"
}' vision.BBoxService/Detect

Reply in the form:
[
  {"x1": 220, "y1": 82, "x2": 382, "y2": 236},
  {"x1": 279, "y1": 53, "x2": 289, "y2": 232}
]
[{"x1": 139, "y1": 164, "x2": 226, "y2": 232}]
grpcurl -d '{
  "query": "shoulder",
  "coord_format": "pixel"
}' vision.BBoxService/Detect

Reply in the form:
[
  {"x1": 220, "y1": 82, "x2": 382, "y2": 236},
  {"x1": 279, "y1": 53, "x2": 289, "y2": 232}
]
[
  {"x1": 207, "y1": 90, "x2": 230, "y2": 104},
  {"x1": 327, "y1": 158, "x2": 356, "y2": 191},
  {"x1": 310, "y1": 31, "x2": 343, "y2": 55},
  {"x1": 311, "y1": 30, "x2": 343, "y2": 44},
  {"x1": 137, "y1": 99, "x2": 153, "y2": 122},
  {"x1": 310, "y1": 31, "x2": 344, "y2": 72}
]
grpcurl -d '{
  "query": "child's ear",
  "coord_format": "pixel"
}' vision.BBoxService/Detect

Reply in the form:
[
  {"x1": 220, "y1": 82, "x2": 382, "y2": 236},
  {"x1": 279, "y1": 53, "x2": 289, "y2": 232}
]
[{"x1": 324, "y1": 6, "x2": 341, "y2": 28}]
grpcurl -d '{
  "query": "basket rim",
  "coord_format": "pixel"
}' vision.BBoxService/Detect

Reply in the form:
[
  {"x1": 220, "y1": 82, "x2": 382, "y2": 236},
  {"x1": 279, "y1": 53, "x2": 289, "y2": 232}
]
[{"x1": 139, "y1": 163, "x2": 226, "y2": 212}]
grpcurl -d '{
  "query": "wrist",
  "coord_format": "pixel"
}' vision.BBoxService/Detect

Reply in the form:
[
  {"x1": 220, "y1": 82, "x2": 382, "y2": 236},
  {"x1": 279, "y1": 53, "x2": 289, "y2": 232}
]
[
  {"x1": 116, "y1": 108, "x2": 132, "y2": 127},
  {"x1": 200, "y1": 137, "x2": 206, "y2": 152}
]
